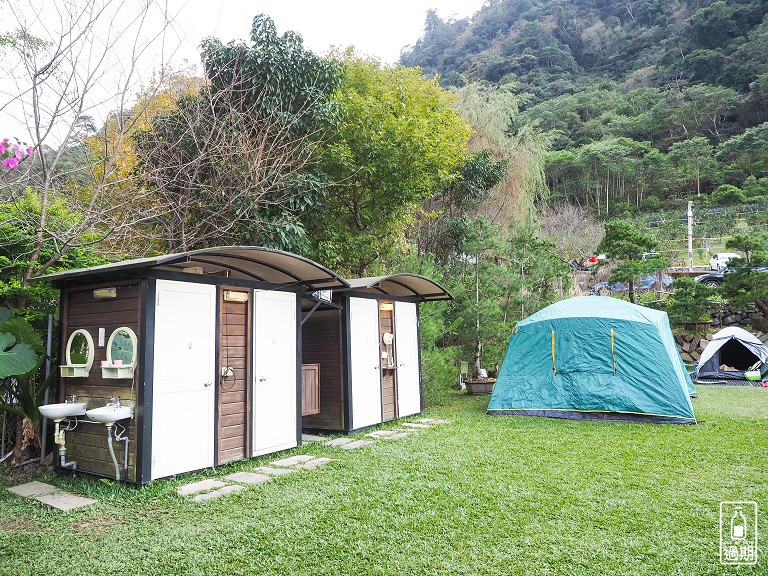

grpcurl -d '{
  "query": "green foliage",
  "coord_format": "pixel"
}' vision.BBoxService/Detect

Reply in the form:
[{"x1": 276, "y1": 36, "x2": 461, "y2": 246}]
[
  {"x1": 0, "y1": 308, "x2": 51, "y2": 431},
  {"x1": 136, "y1": 15, "x2": 344, "y2": 253},
  {"x1": 725, "y1": 230, "x2": 768, "y2": 264},
  {"x1": 308, "y1": 54, "x2": 471, "y2": 275},
  {"x1": 666, "y1": 277, "x2": 713, "y2": 324},
  {"x1": 598, "y1": 220, "x2": 659, "y2": 303},
  {"x1": 598, "y1": 220, "x2": 658, "y2": 261},
  {"x1": 712, "y1": 184, "x2": 746, "y2": 205},
  {"x1": 0, "y1": 192, "x2": 108, "y2": 316},
  {"x1": 201, "y1": 14, "x2": 342, "y2": 137}
]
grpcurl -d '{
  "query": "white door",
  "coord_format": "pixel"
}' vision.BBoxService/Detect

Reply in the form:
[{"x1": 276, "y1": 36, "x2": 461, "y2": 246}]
[
  {"x1": 151, "y1": 280, "x2": 216, "y2": 479},
  {"x1": 350, "y1": 297, "x2": 382, "y2": 430},
  {"x1": 395, "y1": 302, "x2": 421, "y2": 417},
  {"x1": 252, "y1": 290, "x2": 298, "y2": 456}
]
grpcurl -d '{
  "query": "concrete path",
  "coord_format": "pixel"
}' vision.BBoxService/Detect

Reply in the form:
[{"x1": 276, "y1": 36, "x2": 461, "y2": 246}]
[
  {"x1": 177, "y1": 454, "x2": 336, "y2": 501},
  {"x1": 6, "y1": 481, "x2": 97, "y2": 512}
]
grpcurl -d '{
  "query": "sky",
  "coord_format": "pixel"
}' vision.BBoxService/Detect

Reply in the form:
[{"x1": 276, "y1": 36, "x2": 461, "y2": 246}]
[
  {"x1": 0, "y1": 0, "x2": 486, "y2": 143},
  {"x1": 168, "y1": 0, "x2": 486, "y2": 65}
]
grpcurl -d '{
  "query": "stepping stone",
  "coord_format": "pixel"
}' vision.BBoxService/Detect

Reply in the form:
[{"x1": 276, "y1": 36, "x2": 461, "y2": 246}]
[
  {"x1": 383, "y1": 432, "x2": 412, "y2": 440},
  {"x1": 302, "y1": 433, "x2": 325, "y2": 443},
  {"x1": 193, "y1": 485, "x2": 244, "y2": 502},
  {"x1": 7, "y1": 481, "x2": 62, "y2": 498},
  {"x1": 296, "y1": 457, "x2": 333, "y2": 470},
  {"x1": 340, "y1": 440, "x2": 372, "y2": 450},
  {"x1": 35, "y1": 492, "x2": 97, "y2": 512},
  {"x1": 225, "y1": 472, "x2": 271, "y2": 485},
  {"x1": 254, "y1": 466, "x2": 297, "y2": 476},
  {"x1": 270, "y1": 454, "x2": 316, "y2": 467},
  {"x1": 366, "y1": 430, "x2": 396, "y2": 438},
  {"x1": 325, "y1": 437, "x2": 353, "y2": 446},
  {"x1": 401, "y1": 422, "x2": 430, "y2": 429},
  {"x1": 178, "y1": 479, "x2": 227, "y2": 496}
]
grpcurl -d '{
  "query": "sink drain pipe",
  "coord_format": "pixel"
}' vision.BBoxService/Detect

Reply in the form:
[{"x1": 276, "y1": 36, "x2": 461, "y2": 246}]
[
  {"x1": 54, "y1": 420, "x2": 77, "y2": 470},
  {"x1": 105, "y1": 424, "x2": 120, "y2": 481},
  {"x1": 113, "y1": 422, "x2": 130, "y2": 478}
]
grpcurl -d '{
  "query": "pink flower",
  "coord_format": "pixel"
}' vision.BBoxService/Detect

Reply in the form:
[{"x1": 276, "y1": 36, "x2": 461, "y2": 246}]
[
  {"x1": 2, "y1": 157, "x2": 19, "y2": 169},
  {"x1": 0, "y1": 143, "x2": 6, "y2": 155},
  {"x1": 26, "y1": 147, "x2": 33, "y2": 156},
  {"x1": 14, "y1": 145, "x2": 23, "y2": 160}
]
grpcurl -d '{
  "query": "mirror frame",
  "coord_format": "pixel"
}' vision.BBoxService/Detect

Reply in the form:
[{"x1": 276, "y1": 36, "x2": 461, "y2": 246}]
[
  {"x1": 65, "y1": 329, "x2": 95, "y2": 371},
  {"x1": 106, "y1": 327, "x2": 138, "y2": 367}
]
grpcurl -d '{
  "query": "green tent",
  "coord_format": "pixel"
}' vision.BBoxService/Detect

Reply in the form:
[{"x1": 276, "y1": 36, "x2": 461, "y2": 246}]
[{"x1": 487, "y1": 296, "x2": 697, "y2": 424}]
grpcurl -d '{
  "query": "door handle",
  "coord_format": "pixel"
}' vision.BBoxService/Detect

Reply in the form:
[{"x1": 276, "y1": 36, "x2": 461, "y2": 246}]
[
  {"x1": 259, "y1": 376, "x2": 267, "y2": 382},
  {"x1": 203, "y1": 381, "x2": 213, "y2": 387}
]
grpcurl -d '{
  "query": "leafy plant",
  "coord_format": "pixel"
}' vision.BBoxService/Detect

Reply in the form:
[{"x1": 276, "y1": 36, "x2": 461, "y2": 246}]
[
  {"x1": 0, "y1": 307, "x2": 53, "y2": 463},
  {"x1": 666, "y1": 277, "x2": 713, "y2": 325}
]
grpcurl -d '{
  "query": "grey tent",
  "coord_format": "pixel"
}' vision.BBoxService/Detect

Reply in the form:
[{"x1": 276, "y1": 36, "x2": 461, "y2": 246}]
[{"x1": 694, "y1": 326, "x2": 768, "y2": 381}]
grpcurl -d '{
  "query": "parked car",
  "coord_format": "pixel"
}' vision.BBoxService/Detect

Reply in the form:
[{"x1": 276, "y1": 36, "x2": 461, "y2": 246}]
[
  {"x1": 592, "y1": 274, "x2": 673, "y2": 296},
  {"x1": 695, "y1": 266, "x2": 768, "y2": 287},
  {"x1": 694, "y1": 271, "x2": 724, "y2": 287},
  {"x1": 709, "y1": 252, "x2": 741, "y2": 271}
]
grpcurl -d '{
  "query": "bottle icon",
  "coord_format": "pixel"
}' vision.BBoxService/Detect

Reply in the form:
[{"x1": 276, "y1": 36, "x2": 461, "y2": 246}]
[{"x1": 731, "y1": 506, "x2": 747, "y2": 541}]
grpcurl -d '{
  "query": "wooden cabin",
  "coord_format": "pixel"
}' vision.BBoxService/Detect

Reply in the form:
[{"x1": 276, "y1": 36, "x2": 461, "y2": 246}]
[
  {"x1": 37, "y1": 247, "x2": 348, "y2": 484},
  {"x1": 302, "y1": 274, "x2": 451, "y2": 433}
]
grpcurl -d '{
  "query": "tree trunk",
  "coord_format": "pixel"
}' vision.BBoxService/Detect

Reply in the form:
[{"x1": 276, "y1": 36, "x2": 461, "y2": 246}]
[
  {"x1": 12, "y1": 416, "x2": 40, "y2": 464},
  {"x1": 628, "y1": 278, "x2": 637, "y2": 304}
]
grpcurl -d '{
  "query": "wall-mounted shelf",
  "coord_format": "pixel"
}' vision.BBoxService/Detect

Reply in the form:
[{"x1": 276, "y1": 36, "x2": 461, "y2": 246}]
[
  {"x1": 101, "y1": 365, "x2": 135, "y2": 379},
  {"x1": 60, "y1": 365, "x2": 90, "y2": 378}
]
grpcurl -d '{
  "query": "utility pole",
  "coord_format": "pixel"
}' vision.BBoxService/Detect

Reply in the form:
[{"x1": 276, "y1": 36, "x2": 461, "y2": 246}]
[{"x1": 687, "y1": 201, "x2": 694, "y2": 271}]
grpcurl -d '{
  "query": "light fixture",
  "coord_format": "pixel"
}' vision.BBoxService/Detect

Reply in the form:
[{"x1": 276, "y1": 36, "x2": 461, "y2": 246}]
[
  {"x1": 93, "y1": 287, "x2": 117, "y2": 299},
  {"x1": 312, "y1": 289, "x2": 332, "y2": 302},
  {"x1": 223, "y1": 290, "x2": 249, "y2": 303},
  {"x1": 379, "y1": 302, "x2": 394, "y2": 311}
]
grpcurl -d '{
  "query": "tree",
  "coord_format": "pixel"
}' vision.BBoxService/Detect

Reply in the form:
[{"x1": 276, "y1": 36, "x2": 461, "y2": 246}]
[
  {"x1": 597, "y1": 220, "x2": 658, "y2": 304},
  {"x1": 0, "y1": 0, "x2": 177, "y2": 309},
  {"x1": 308, "y1": 53, "x2": 471, "y2": 275},
  {"x1": 720, "y1": 230, "x2": 768, "y2": 317},
  {"x1": 537, "y1": 202, "x2": 604, "y2": 269},
  {"x1": 668, "y1": 137, "x2": 717, "y2": 197},
  {"x1": 132, "y1": 15, "x2": 344, "y2": 253},
  {"x1": 415, "y1": 149, "x2": 507, "y2": 263}
]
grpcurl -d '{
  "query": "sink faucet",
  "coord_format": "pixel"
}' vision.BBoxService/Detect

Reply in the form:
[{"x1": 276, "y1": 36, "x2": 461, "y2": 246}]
[
  {"x1": 65, "y1": 394, "x2": 77, "y2": 404},
  {"x1": 108, "y1": 396, "x2": 121, "y2": 407}
]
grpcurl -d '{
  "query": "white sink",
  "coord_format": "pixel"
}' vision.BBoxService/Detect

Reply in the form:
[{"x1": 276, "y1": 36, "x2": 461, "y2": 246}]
[
  {"x1": 39, "y1": 402, "x2": 87, "y2": 421},
  {"x1": 86, "y1": 405, "x2": 133, "y2": 425}
]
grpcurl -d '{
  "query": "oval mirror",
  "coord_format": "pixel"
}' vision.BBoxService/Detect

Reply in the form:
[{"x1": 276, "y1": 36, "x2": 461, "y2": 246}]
[
  {"x1": 65, "y1": 329, "x2": 95, "y2": 371},
  {"x1": 107, "y1": 327, "x2": 137, "y2": 367}
]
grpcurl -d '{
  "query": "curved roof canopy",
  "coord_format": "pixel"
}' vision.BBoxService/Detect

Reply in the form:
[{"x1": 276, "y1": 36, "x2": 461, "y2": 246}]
[
  {"x1": 35, "y1": 246, "x2": 349, "y2": 289},
  {"x1": 342, "y1": 274, "x2": 452, "y2": 301}
]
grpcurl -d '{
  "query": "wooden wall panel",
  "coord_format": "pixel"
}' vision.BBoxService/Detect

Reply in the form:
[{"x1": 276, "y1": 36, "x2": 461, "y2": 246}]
[
  {"x1": 301, "y1": 364, "x2": 320, "y2": 416},
  {"x1": 218, "y1": 289, "x2": 249, "y2": 464},
  {"x1": 380, "y1": 304, "x2": 397, "y2": 421},
  {"x1": 301, "y1": 309, "x2": 344, "y2": 430},
  {"x1": 59, "y1": 282, "x2": 141, "y2": 482}
]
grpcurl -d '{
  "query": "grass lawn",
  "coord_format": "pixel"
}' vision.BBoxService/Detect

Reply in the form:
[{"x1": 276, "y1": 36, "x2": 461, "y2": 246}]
[{"x1": 1, "y1": 386, "x2": 766, "y2": 575}]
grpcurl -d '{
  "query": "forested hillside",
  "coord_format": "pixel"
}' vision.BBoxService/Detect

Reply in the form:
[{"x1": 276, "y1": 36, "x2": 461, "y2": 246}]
[{"x1": 402, "y1": 0, "x2": 768, "y2": 213}]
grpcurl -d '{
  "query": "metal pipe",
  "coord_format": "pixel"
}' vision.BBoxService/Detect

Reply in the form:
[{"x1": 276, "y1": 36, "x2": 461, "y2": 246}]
[
  {"x1": 40, "y1": 313, "x2": 54, "y2": 464},
  {"x1": 106, "y1": 425, "x2": 120, "y2": 481}
]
